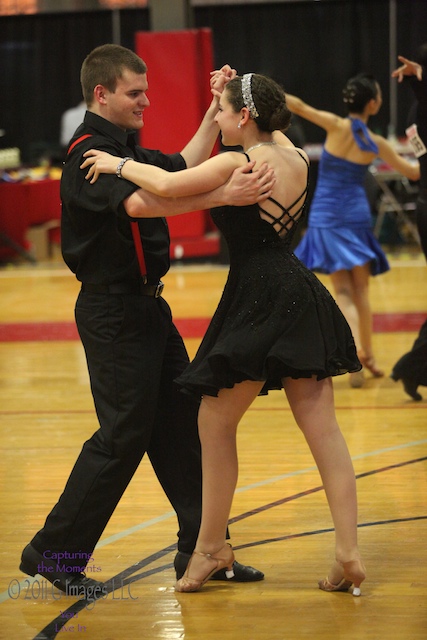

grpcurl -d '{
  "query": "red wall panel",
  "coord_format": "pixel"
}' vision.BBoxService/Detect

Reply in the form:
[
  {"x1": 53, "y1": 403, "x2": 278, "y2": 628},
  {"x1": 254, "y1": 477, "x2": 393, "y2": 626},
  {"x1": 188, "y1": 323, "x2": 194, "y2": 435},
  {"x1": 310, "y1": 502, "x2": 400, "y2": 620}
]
[
  {"x1": 135, "y1": 29, "x2": 219, "y2": 245},
  {"x1": 135, "y1": 29, "x2": 214, "y2": 153}
]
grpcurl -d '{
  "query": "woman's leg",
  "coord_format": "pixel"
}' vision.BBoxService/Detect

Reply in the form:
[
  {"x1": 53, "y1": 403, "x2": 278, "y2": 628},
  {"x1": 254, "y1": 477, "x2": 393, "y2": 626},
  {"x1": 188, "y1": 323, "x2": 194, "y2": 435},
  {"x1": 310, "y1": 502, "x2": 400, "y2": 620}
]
[
  {"x1": 196, "y1": 380, "x2": 263, "y2": 552},
  {"x1": 329, "y1": 268, "x2": 364, "y2": 387},
  {"x1": 329, "y1": 269, "x2": 361, "y2": 349},
  {"x1": 330, "y1": 264, "x2": 383, "y2": 377},
  {"x1": 283, "y1": 375, "x2": 363, "y2": 582},
  {"x1": 177, "y1": 381, "x2": 263, "y2": 587}
]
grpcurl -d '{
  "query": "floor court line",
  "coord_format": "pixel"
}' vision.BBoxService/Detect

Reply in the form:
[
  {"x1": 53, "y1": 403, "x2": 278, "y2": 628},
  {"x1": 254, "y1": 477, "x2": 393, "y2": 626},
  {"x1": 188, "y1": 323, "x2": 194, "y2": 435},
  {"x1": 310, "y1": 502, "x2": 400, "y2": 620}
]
[
  {"x1": 1, "y1": 403, "x2": 426, "y2": 419},
  {"x1": 2, "y1": 448, "x2": 425, "y2": 606},
  {"x1": 30, "y1": 512, "x2": 427, "y2": 640},
  {"x1": 0, "y1": 310, "x2": 425, "y2": 341}
]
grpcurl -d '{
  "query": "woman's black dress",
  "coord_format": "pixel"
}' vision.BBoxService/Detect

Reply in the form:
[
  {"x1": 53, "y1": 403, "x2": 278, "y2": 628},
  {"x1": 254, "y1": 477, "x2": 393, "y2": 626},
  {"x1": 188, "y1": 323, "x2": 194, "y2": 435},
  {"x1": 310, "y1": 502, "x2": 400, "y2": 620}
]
[{"x1": 176, "y1": 152, "x2": 361, "y2": 398}]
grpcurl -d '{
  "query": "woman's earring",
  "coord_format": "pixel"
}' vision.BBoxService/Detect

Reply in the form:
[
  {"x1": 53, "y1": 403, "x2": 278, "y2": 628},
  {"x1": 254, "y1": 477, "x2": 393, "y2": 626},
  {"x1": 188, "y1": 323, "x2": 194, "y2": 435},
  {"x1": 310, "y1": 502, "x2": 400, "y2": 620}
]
[{"x1": 237, "y1": 122, "x2": 242, "y2": 129}]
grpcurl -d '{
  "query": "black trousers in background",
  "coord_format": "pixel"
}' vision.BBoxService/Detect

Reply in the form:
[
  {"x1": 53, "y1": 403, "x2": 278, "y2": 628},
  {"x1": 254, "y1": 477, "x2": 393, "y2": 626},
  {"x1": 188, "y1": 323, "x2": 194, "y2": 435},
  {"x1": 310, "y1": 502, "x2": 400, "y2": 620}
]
[
  {"x1": 391, "y1": 191, "x2": 427, "y2": 388},
  {"x1": 416, "y1": 190, "x2": 427, "y2": 260},
  {"x1": 392, "y1": 318, "x2": 427, "y2": 388},
  {"x1": 32, "y1": 291, "x2": 203, "y2": 567}
]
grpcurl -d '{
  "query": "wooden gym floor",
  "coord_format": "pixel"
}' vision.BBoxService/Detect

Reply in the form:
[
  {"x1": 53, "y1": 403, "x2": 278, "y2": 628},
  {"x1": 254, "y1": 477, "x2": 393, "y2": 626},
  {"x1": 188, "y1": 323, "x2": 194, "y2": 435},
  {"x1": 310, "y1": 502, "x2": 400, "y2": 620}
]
[{"x1": 0, "y1": 248, "x2": 426, "y2": 640}]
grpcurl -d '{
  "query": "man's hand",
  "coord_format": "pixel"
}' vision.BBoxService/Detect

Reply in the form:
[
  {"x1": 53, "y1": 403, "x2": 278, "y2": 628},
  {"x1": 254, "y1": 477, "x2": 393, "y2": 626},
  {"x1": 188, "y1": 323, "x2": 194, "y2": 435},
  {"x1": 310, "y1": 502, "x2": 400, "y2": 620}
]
[
  {"x1": 392, "y1": 56, "x2": 423, "y2": 82},
  {"x1": 221, "y1": 161, "x2": 276, "y2": 206}
]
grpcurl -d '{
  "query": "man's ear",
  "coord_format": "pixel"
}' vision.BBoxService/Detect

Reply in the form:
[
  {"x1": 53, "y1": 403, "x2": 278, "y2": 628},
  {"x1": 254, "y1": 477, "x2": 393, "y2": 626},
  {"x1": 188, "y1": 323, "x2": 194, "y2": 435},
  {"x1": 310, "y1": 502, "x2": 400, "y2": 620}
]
[{"x1": 94, "y1": 84, "x2": 107, "y2": 105}]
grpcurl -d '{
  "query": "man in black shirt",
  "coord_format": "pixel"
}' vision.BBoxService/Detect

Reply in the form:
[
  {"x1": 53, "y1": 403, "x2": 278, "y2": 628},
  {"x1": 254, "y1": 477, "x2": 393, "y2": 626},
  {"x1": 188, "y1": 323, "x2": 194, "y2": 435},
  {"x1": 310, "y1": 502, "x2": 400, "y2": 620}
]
[
  {"x1": 391, "y1": 45, "x2": 427, "y2": 401},
  {"x1": 19, "y1": 44, "x2": 274, "y2": 594}
]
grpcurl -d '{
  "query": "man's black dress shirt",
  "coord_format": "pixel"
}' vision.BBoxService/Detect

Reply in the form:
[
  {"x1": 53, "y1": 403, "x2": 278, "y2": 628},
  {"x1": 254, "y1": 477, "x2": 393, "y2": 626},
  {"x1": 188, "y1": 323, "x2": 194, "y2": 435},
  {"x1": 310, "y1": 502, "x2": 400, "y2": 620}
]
[{"x1": 60, "y1": 111, "x2": 186, "y2": 284}]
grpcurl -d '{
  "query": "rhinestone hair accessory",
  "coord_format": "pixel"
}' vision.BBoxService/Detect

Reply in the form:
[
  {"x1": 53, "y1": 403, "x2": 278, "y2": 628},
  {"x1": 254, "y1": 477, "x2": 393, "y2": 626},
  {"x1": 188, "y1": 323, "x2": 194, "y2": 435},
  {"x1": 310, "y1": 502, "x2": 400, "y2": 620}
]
[
  {"x1": 241, "y1": 73, "x2": 259, "y2": 119},
  {"x1": 343, "y1": 85, "x2": 356, "y2": 104}
]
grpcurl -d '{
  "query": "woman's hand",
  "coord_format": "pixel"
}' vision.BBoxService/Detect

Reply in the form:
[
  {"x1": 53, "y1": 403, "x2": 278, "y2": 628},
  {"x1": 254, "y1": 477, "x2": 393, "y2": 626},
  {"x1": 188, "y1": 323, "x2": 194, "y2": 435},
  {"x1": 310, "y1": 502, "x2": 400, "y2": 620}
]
[
  {"x1": 210, "y1": 64, "x2": 237, "y2": 98},
  {"x1": 81, "y1": 149, "x2": 122, "y2": 183}
]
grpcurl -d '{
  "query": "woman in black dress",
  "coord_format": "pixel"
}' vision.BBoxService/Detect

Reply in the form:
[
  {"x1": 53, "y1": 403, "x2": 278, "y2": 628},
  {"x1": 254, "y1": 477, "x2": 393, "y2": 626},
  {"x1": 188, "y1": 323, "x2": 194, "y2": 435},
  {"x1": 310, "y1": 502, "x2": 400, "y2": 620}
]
[{"x1": 82, "y1": 72, "x2": 366, "y2": 596}]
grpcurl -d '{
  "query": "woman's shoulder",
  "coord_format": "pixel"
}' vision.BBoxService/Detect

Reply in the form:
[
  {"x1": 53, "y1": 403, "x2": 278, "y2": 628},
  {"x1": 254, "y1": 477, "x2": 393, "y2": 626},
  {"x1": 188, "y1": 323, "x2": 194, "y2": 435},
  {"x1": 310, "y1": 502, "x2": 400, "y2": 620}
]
[
  {"x1": 211, "y1": 150, "x2": 248, "y2": 168},
  {"x1": 328, "y1": 115, "x2": 352, "y2": 134},
  {"x1": 279, "y1": 145, "x2": 309, "y2": 166}
]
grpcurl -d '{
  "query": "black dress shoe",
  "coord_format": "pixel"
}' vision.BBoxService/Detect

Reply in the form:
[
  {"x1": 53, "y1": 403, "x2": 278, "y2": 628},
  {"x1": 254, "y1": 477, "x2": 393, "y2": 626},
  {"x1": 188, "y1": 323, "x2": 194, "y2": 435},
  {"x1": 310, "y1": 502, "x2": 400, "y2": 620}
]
[
  {"x1": 20, "y1": 543, "x2": 105, "y2": 596},
  {"x1": 174, "y1": 551, "x2": 264, "y2": 582},
  {"x1": 390, "y1": 373, "x2": 422, "y2": 401}
]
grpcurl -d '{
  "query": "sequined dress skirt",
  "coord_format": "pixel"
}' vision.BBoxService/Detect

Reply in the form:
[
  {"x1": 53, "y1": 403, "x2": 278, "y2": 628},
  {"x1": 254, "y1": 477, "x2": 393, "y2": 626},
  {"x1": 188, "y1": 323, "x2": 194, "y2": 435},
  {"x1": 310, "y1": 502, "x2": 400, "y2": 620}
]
[{"x1": 176, "y1": 243, "x2": 361, "y2": 399}]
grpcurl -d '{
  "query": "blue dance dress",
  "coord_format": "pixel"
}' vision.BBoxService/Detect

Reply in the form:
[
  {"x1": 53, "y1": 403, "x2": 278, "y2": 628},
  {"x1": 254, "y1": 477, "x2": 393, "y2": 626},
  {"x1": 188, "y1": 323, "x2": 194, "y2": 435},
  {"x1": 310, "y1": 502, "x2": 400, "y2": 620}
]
[{"x1": 295, "y1": 123, "x2": 390, "y2": 276}]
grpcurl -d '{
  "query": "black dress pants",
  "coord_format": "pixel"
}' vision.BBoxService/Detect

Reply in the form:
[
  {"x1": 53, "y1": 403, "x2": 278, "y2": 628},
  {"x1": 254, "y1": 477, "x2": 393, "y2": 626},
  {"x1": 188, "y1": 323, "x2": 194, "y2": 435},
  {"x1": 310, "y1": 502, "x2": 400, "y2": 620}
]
[
  {"x1": 392, "y1": 319, "x2": 427, "y2": 388},
  {"x1": 32, "y1": 290, "x2": 203, "y2": 566},
  {"x1": 391, "y1": 192, "x2": 427, "y2": 388},
  {"x1": 416, "y1": 190, "x2": 427, "y2": 260}
]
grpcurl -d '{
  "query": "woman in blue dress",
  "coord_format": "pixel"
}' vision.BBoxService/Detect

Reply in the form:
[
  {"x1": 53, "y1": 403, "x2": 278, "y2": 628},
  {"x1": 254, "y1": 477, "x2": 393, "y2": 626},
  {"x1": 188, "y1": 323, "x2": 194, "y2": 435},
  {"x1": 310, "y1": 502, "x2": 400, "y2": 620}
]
[
  {"x1": 82, "y1": 72, "x2": 367, "y2": 596},
  {"x1": 287, "y1": 74, "x2": 420, "y2": 387}
]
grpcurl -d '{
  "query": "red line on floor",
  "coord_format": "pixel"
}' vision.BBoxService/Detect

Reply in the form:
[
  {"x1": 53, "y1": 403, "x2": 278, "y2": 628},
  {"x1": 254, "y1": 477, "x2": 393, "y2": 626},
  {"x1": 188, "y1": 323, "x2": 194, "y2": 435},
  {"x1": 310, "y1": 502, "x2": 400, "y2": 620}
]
[
  {"x1": 0, "y1": 313, "x2": 425, "y2": 342},
  {"x1": 373, "y1": 312, "x2": 426, "y2": 332}
]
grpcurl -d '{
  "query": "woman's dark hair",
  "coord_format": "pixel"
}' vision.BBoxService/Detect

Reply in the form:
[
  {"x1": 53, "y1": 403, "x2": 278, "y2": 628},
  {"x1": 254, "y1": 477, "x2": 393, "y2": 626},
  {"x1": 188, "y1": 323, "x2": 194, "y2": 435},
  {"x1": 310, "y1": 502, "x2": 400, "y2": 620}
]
[
  {"x1": 225, "y1": 74, "x2": 291, "y2": 133},
  {"x1": 342, "y1": 73, "x2": 379, "y2": 114}
]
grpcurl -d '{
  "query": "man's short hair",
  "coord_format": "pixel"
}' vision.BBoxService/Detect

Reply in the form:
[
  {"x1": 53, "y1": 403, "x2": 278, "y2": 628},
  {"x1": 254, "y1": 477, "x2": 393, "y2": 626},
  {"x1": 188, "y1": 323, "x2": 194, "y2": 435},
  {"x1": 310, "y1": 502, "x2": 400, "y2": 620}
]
[{"x1": 81, "y1": 44, "x2": 147, "y2": 106}]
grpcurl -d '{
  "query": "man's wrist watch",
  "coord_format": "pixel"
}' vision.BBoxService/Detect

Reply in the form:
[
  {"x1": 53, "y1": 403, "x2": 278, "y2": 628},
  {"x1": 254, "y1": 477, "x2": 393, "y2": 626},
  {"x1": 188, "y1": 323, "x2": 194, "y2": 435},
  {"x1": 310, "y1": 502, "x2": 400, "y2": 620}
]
[{"x1": 116, "y1": 157, "x2": 132, "y2": 179}]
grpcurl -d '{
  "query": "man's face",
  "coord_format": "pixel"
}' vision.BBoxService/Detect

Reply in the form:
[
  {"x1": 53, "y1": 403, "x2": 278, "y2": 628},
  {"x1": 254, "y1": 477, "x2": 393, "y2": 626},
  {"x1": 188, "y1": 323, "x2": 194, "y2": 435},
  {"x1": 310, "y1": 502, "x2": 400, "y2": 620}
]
[{"x1": 103, "y1": 69, "x2": 150, "y2": 131}]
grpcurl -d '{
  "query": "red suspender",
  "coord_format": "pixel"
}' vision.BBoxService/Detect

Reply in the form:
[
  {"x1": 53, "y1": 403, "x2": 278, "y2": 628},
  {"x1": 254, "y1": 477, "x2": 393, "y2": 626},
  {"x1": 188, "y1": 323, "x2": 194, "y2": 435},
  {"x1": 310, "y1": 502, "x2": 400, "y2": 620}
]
[
  {"x1": 130, "y1": 220, "x2": 147, "y2": 281},
  {"x1": 67, "y1": 134, "x2": 147, "y2": 281},
  {"x1": 67, "y1": 134, "x2": 93, "y2": 155}
]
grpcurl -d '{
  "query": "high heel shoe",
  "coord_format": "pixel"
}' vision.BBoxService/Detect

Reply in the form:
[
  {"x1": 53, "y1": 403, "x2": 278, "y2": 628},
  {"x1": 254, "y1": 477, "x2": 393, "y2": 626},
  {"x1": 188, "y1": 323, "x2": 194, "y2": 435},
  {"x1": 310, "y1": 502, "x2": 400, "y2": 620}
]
[
  {"x1": 318, "y1": 559, "x2": 366, "y2": 597},
  {"x1": 175, "y1": 543, "x2": 235, "y2": 593},
  {"x1": 349, "y1": 369, "x2": 365, "y2": 388},
  {"x1": 359, "y1": 355, "x2": 384, "y2": 378}
]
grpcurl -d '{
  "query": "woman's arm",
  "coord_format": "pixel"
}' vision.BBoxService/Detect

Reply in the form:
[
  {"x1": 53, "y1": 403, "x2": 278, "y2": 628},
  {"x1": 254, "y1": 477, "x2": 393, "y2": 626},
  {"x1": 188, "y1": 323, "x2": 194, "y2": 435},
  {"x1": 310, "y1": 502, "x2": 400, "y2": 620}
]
[
  {"x1": 180, "y1": 65, "x2": 236, "y2": 168},
  {"x1": 374, "y1": 135, "x2": 420, "y2": 181},
  {"x1": 124, "y1": 161, "x2": 276, "y2": 218},
  {"x1": 81, "y1": 149, "x2": 246, "y2": 197},
  {"x1": 285, "y1": 94, "x2": 341, "y2": 133}
]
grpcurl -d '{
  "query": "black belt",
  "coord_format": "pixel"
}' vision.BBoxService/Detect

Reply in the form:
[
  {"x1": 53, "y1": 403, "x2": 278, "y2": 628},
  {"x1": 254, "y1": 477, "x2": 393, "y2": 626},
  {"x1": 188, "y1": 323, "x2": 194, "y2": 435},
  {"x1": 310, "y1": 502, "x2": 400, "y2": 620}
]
[{"x1": 81, "y1": 281, "x2": 164, "y2": 298}]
